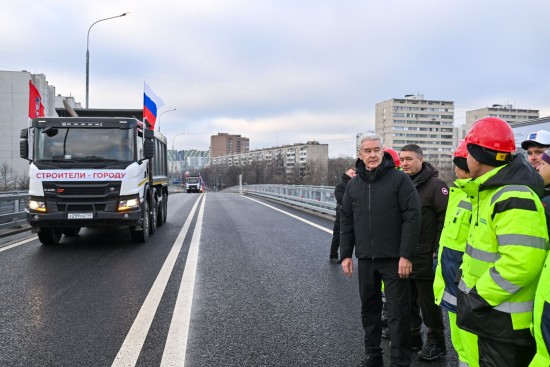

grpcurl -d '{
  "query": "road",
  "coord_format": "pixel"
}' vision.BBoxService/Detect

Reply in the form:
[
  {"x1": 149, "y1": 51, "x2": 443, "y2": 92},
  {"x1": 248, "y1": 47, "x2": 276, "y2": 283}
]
[{"x1": 0, "y1": 192, "x2": 457, "y2": 367}]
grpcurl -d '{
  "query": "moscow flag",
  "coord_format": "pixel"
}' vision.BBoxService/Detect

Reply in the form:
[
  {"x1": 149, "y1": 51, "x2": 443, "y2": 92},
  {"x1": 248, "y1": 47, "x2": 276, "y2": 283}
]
[
  {"x1": 29, "y1": 80, "x2": 45, "y2": 118},
  {"x1": 143, "y1": 82, "x2": 165, "y2": 129}
]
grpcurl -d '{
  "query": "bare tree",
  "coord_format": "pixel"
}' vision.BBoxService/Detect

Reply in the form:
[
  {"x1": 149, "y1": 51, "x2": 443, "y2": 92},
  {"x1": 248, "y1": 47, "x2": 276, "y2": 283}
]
[
  {"x1": 16, "y1": 171, "x2": 29, "y2": 191},
  {"x1": 0, "y1": 162, "x2": 18, "y2": 191}
]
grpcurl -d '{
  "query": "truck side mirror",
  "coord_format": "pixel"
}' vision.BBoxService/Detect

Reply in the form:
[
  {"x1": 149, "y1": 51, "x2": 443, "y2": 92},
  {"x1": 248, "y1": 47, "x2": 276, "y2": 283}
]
[
  {"x1": 20, "y1": 140, "x2": 28, "y2": 159},
  {"x1": 143, "y1": 139, "x2": 155, "y2": 159},
  {"x1": 20, "y1": 128, "x2": 29, "y2": 159},
  {"x1": 144, "y1": 129, "x2": 154, "y2": 139}
]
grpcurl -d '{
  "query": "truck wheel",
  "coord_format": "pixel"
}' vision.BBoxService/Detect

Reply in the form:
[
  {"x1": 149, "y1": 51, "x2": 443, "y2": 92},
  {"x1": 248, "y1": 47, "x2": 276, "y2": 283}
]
[
  {"x1": 62, "y1": 227, "x2": 81, "y2": 237},
  {"x1": 162, "y1": 192, "x2": 168, "y2": 223},
  {"x1": 130, "y1": 200, "x2": 149, "y2": 243},
  {"x1": 38, "y1": 227, "x2": 63, "y2": 246},
  {"x1": 157, "y1": 196, "x2": 164, "y2": 227},
  {"x1": 149, "y1": 198, "x2": 157, "y2": 235}
]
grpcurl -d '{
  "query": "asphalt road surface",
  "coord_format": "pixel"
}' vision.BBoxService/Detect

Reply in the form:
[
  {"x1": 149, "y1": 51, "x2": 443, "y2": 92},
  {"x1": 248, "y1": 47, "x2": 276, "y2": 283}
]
[{"x1": 0, "y1": 192, "x2": 458, "y2": 366}]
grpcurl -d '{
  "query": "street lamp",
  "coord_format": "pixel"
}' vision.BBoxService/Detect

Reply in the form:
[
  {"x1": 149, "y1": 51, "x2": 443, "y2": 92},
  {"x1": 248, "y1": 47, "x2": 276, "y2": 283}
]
[
  {"x1": 86, "y1": 12, "x2": 128, "y2": 108},
  {"x1": 157, "y1": 108, "x2": 177, "y2": 132}
]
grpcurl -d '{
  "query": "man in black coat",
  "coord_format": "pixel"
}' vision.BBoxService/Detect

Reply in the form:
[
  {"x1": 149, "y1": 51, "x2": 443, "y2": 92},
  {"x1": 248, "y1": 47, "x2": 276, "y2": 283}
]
[
  {"x1": 330, "y1": 166, "x2": 356, "y2": 263},
  {"x1": 400, "y1": 144, "x2": 449, "y2": 361},
  {"x1": 340, "y1": 133, "x2": 421, "y2": 367}
]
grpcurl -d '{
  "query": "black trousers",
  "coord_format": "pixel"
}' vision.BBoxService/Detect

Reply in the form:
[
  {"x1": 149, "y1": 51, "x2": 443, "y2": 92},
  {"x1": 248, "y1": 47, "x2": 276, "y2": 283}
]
[
  {"x1": 329, "y1": 212, "x2": 340, "y2": 258},
  {"x1": 358, "y1": 258, "x2": 412, "y2": 367},
  {"x1": 478, "y1": 335, "x2": 535, "y2": 367},
  {"x1": 410, "y1": 278, "x2": 445, "y2": 344}
]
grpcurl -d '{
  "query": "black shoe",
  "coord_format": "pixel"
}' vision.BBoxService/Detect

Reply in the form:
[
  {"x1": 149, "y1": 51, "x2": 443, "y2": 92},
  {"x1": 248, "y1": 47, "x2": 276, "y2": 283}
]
[
  {"x1": 356, "y1": 353, "x2": 383, "y2": 367},
  {"x1": 381, "y1": 327, "x2": 390, "y2": 339},
  {"x1": 411, "y1": 334, "x2": 423, "y2": 351},
  {"x1": 417, "y1": 342, "x2": 446, "y2": 361},
  {"x1": 329, "y1": 257, "x2": 341, "y2": 264}
]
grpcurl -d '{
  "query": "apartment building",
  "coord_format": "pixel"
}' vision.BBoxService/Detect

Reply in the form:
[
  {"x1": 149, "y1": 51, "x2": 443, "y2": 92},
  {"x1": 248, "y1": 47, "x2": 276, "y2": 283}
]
[
  {"x1": 465, "y1": 105, "x2": 539, "y2": 133},
  {"x1": 211, "y1": 141, "x2": 328, "y2": 182},
  {"x1": 210, "y1": 133, "x2": 249, "y2": 157},
  {"x1": 0, "y1": 70, "x2": 57, "y2": 179},
  {"x1": 375, "y1": 94, "x2": 456, "y2": 175}
]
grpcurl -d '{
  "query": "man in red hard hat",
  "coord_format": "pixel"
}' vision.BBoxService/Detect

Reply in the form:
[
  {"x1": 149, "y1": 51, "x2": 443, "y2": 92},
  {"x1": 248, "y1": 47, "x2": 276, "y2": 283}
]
[{"x1": 456, "y1": 117, "x2": 548, "y2": 366}]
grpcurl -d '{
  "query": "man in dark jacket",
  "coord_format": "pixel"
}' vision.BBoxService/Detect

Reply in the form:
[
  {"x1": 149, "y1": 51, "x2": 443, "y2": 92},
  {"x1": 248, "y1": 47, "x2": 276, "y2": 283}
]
[
  {"x1": 340, "y1": 133, "x2": 421, "y2": 367},
  {"x1": 400, "y1": 144, "x2": 449, "y2": 361},
  {"x1": 330, "y1": 166, "x2": 356, "y2": 263}
]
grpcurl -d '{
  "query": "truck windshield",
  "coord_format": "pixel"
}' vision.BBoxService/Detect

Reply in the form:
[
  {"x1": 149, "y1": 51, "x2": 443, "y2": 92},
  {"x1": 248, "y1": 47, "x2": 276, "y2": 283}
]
[
  {"x1": 187, "y1": 177, "x2": 200, "y2": 184},
  {"x1": 35, "y1": 127, "x2": 135, "y2": 162}
]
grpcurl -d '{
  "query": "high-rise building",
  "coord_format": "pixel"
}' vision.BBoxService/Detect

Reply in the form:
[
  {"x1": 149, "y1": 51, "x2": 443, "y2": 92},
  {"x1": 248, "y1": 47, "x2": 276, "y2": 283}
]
[
  {"x1": 375, "y1": 94, "x2": 456, "y2": 178},
  {"x1": 210, "y1": 133, "x2": 249, "y2": 157},
  {"x1": 465, "y1": 104, "x2": 539, "y2": 134},
  {"x1": 0, "y1": 70, "x2": 57, "y2": 180}
]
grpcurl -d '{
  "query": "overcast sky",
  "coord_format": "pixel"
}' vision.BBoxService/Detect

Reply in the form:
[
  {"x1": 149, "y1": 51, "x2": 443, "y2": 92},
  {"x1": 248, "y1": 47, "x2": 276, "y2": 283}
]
[{"x1": 2, "y1": 0, "x2": 549, "y2": 157}]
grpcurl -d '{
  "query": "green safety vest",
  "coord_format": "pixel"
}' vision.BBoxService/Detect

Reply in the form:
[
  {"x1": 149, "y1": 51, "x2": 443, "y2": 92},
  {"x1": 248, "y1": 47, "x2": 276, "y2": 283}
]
[
  {"x1": 434, "y1": 179, "x2": 471, "y2": 311},
  {"x1": 459, "y1": 165, "x2": 548, "y2": 333},
  {"x1": 530, "y1": 252, "x2": 550, "y2": 366}
]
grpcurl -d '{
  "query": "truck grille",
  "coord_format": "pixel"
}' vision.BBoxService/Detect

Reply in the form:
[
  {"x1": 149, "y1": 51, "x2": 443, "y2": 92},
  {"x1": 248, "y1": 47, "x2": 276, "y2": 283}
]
[{"x1": 43, "y1": 181, "x2": 121, "y2": 213}]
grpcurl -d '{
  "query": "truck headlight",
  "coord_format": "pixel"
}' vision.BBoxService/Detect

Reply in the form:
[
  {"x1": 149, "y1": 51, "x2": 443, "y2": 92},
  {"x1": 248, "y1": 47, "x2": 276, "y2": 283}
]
[
  {"x1": 118, "y1": 196, "x2": 141, "y2": 212},
  {"x1": 28, "y1": 198, "x2": 46, "y2": 212}
]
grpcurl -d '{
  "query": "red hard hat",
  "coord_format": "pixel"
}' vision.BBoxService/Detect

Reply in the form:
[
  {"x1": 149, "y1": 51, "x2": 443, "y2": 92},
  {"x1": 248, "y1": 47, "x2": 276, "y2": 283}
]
[
  {"x1": 464, "y1": 117, "x2": 516, "y2": 153},
  {"x1": 454, "y1": 140, "x2": 468, "y2": 159},
  {"x1": 384, "y1": 148, "x2": 401, "y2": 167}
]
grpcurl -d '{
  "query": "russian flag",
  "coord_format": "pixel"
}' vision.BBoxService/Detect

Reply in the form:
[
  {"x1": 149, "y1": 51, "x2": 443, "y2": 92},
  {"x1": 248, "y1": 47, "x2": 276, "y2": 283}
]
[{"x1": 143, "y1": 82, "x2": 165, "y2": 129}]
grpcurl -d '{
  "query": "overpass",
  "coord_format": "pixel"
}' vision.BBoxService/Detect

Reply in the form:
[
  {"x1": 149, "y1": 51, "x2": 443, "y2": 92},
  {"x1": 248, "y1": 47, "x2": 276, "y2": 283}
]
[{"x1": 0, "y1": 190, "x2": 457, "y2": 366}]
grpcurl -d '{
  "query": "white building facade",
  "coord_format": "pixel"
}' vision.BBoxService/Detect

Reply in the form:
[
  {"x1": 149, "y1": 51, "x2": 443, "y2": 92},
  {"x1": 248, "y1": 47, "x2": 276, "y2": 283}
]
[
  {"x1": 375, "y1": 94, "x2": 456, "y2": 174},
  {"x1": 0, "y1": 70, "x2": 57, "y2": 180}
]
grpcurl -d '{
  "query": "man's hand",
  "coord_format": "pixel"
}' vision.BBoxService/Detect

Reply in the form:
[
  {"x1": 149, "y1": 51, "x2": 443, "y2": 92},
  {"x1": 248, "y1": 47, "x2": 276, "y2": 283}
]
[
  {"x1": 341, "y1": 258, "x2": 353, "y2": 278},
  {"x1": 398, "y1": 257, "x2": 412, "y2": 278}
]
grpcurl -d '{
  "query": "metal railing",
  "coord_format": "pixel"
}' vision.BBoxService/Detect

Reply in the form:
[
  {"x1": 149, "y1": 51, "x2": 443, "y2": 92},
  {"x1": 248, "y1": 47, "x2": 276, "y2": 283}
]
[
  {"x1": 0, "y1": 191, "x2": 28, "y2": 231},
  {"x1": 241, "y1": 184, "x2": 336, "y2": 216}
]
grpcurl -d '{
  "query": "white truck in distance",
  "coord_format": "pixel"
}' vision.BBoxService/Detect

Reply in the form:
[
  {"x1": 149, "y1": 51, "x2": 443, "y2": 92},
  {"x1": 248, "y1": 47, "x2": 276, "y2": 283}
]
[{"x1": 20, "y1": 117, "x2": 169, "y2": 245}]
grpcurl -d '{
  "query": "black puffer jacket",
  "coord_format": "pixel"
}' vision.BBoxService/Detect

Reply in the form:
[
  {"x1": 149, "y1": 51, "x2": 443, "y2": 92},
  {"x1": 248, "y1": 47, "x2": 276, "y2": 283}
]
[
  {"x1": 409, "y1": 162, "x2": 449, "y2": 279},
  {"x1": 334, "y1": 172, "x2": 353, "y2": 212},
  {"x1": 340, "y1": 153, "x2": 421, "y2": 260}
]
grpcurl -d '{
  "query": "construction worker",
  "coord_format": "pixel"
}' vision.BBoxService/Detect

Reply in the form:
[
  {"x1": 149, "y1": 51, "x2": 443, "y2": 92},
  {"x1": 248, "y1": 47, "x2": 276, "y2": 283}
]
[
  {"x1": 529, "y1": 148, "x2": 550, "y2": 367},
  {"x1": 433, "y1": 140, "x2": 478, "y2": 366},
  {"x1": 456, "y1": 117, "x2": 548, "y2": 366}
]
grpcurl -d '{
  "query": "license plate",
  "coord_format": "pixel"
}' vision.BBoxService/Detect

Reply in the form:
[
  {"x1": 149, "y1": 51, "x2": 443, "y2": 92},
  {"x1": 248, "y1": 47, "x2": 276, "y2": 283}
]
[{"x1": 67, "y1": 213, "x2": 93, "y2": 219}]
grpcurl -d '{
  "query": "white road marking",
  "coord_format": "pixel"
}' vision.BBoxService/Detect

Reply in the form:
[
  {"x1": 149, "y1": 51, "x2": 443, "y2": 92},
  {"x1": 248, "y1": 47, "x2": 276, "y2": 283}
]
[
  {"x1": 111, "y1": 194, "x2": 204, "y2": 367},
  {"x1": 243, "y1": 196, "x2": 333, "y2": 234},
  {"x1": 0, "y1": 236, "x2": 37, "y2": 253},
  {"x1": 160, "y1": 193, "x2": 206, "y2": 366}
]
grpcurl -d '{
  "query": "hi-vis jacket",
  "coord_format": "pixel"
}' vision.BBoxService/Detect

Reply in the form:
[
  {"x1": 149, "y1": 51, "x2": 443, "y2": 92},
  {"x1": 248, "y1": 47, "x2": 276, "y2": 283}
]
[
  {"x1": 530, "y1": 252, "x2": 550, "y2": 366},
  {"x1": 434, "y1": 179, "x2": 471, "y2": 313},
  {"x1": 456, "y1": 155, "x2": 549, "y2": 344}
]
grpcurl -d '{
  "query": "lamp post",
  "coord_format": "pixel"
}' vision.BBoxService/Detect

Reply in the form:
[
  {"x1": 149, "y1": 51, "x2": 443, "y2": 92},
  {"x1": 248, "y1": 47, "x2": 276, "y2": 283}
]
[
  {"x1": 172, "y1": 132, "x2": 186, "y2": 178},
  {"x1": 157, "y1": 108, "x2": 177, "y2": 132},
  {"x1": 86, "y1": 12, "x2": 128, "y2": 108}
]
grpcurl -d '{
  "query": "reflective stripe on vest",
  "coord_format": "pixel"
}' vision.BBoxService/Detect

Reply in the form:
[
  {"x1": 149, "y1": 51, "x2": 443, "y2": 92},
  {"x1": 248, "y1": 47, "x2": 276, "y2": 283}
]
[
  {"x1": 490, "y1": 185, "x2": 533, "y2": 205},
  {"x1": 458, "y1": 278, "x2": 470, "y2": 293},
  {"x1": 442, "y1": 290, "x2": 457, "y2": 306},
  {"x1": 490, "y1": 267, "x2": 521, "y2": 294},
  {"x1": 458, "y1": 278, "x2": 533, "y2": 314},
  {"x1": 458, "y1": 200, "x2": 472, "y2": 211},
  {"x1": 494, "y1": 300, "x2": 534, "y2": 313},
  {"x1": 459, "y1": 361, "x2": 470, "y2": 367},
  {"x1": 465, "y1": 244, "x2": 500, "y2": 262},
  {"x1": 497, "y1": 234, "x2": 548, "y2": 250}
]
